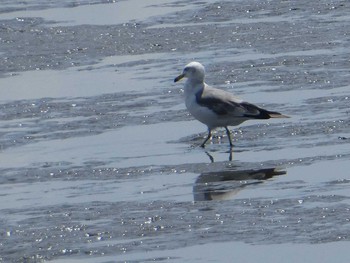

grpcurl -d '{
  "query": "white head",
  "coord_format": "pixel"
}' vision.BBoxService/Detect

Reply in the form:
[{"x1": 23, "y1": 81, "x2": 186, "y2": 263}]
[{"x1": 174, "y1": 61, "x2": 205, "y2": 83}]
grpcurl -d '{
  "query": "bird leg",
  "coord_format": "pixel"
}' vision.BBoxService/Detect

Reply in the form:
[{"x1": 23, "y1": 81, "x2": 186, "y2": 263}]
[
  {"x1": 200, "y1": 129, "x2": 212, "y2": 148},
  {"x1": 225, "y1": 127, "x2": 233, "y2": 148}
]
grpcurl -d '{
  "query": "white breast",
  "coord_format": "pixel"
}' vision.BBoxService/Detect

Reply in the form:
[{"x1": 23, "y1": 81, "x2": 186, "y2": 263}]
[
  {"x1": 184, "y1": 82, "x2": 246, "y2": 129},
  {"x1": 185, "y1": 92, "x2": 223, "y2": 128}
]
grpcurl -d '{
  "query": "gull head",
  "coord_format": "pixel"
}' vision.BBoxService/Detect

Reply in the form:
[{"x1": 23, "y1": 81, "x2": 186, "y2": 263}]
[{"x1": 174, "y1": 61, "x2": 205, "y2": 83}]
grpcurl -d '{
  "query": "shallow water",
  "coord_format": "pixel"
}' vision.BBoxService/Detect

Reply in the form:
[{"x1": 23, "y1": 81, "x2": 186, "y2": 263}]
[{"x1": 1, "y1": 0, "x2": 350, "y2": 262}]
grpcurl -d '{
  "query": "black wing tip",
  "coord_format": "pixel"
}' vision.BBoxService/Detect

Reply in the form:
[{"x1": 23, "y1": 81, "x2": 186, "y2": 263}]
[{"x1": 244, "y1": 108, "x2": 289, "y2": 119}]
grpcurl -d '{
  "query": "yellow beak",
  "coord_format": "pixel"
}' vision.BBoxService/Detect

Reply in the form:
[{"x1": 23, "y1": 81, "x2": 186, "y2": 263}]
[{"x1": 174, "y1": 73, "x2": 185, "y2": 82}]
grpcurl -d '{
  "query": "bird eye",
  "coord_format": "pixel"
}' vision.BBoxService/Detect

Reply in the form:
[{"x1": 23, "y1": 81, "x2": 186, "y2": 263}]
[{"x1": 184, "y1": 67, "x2": 194, "y2": 73}]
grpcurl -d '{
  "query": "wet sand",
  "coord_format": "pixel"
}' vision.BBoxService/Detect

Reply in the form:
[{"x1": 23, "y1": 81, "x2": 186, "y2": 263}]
[{"x1": 1, "y1": 0, "x2": 350, "y2": 262}]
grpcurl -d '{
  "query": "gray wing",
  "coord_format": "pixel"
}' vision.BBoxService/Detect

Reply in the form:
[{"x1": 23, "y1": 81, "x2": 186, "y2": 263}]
[{"x1": 196, "y1": 86, "x2": 267, "y2": 118}]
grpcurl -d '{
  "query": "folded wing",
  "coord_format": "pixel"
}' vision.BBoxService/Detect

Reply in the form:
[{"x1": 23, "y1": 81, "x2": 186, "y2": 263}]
[{"x1": 196, "y1": 85, "x2": 288, "y2": 119}]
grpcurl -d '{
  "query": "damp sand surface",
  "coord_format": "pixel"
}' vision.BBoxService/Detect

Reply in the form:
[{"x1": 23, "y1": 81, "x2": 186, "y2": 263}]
[{"x1": 1, "y1": 0, "x2": 350, "y2": 262}]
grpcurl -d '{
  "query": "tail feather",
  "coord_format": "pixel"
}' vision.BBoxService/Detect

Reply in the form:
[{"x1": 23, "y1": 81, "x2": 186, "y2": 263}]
[
  {"x1": 241, "y1": 102, "x2": 289, "y2": 119},
  {"x1": 268, "y1": 112, "x2": 290, "y2": 118},
  {"x1": 245, "y1": 109, "x2": 290, "y2": 119}
]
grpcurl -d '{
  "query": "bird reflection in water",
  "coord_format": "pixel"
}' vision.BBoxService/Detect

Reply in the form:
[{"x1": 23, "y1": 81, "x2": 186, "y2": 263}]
[
  {"x1": 193, "y1": 167, "x2": 286, "y2": 201},
  {"x1": 205, "y1": 150, "x2": 233, "y2": 162}
]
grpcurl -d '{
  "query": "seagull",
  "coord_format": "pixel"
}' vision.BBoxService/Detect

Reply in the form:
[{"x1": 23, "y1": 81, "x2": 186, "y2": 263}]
[{"x1": 174, "y1": 61, "x2": 289, "y2": 148}]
